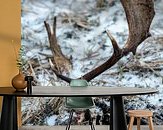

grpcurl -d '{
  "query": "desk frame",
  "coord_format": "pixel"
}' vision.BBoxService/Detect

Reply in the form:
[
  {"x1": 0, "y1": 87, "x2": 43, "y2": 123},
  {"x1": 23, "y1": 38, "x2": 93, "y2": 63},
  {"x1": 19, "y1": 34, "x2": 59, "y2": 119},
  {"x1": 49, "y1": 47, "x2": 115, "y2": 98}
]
[
  {"x1": 0, "y1": 96, "x2": 18, "y2": 130},
  {"x1": 0, "y1": 86, "x2": 158, "y2": 130}
]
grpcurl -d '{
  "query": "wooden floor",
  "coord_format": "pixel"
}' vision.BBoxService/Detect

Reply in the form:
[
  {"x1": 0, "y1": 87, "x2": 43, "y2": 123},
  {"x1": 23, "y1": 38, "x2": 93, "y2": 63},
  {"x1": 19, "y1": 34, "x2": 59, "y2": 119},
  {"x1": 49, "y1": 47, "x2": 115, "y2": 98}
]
[{"x1": 19, "y1": 125, "x2": 163, "y2": 130}]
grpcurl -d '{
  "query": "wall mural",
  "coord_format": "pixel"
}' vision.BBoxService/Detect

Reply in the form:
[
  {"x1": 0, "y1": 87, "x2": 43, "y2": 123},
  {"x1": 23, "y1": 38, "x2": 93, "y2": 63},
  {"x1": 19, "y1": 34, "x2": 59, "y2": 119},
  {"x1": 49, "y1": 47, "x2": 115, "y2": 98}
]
[{"x1": 21, "y1": 0, "x2": 163, "y2": 126}]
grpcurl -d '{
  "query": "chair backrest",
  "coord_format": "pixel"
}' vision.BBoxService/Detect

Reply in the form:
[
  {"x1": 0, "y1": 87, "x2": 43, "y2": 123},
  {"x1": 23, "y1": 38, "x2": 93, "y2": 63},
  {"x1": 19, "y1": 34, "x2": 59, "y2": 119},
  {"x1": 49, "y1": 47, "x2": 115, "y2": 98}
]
[
  {"x1": 70, "y1": 79, "x2": 88, "y2": 87},
  {"x1": 65, "y1": 79, "x2": 94, "y2": 109}
]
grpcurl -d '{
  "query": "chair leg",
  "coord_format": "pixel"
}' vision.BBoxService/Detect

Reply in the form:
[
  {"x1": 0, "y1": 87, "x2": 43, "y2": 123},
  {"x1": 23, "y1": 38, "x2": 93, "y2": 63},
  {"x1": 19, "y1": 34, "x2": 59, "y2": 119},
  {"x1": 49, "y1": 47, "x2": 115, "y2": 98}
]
[
  {"x1": 148, "y1": 117, "x2": 154, "y2": 130},
  {"x1": 87, "y1": 111, "x2": 95, "y2": 130},
  {"x1": 66, "y1": 110, "x2": 73, "y2": 130},
  {"x1": 90, "y1": 118, "x2": 95, "y2": 130},
  {"x1": 128, "y1": 116, "x2": 134, "y2": 130},
  {"x1": 137, "y1": 117, "x2": 141, "y2": 130}
]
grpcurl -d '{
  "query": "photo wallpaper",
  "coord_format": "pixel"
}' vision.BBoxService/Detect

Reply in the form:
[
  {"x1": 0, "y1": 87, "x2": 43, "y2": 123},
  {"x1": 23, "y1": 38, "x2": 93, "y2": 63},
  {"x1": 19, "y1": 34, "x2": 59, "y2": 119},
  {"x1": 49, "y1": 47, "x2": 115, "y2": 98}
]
[{"x1": 21, "y1": 0, "x2": 163, "y2": 125}]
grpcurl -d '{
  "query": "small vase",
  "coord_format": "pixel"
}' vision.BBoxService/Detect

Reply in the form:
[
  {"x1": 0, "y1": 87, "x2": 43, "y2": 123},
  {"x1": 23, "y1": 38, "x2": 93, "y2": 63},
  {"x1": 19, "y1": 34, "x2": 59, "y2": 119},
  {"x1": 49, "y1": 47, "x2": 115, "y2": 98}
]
[{"x1": 11, "y1": 70, "x2": 27, "y2": 91}]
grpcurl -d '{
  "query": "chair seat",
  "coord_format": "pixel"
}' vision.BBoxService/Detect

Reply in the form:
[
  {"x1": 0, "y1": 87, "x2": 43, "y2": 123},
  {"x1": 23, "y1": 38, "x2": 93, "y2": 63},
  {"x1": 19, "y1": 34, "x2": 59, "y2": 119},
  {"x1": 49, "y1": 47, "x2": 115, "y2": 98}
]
[
  {"x1": 65, "y1": 97, "x2": 94, "y2": 109},
  {"x1": 127, "y1": 110, "x2": 154, "y2": 130},
  {"x1": 128, "y1": 110, "x2": 153, "y2": 117},
  {"x1": 65, "y1": 79, "x2": 95, "y2": 130}
]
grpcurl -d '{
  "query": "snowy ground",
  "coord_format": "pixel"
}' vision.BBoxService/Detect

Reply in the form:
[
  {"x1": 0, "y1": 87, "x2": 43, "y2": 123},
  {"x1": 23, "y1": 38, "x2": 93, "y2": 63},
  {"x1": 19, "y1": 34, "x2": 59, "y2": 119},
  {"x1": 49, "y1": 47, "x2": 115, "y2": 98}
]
[{"x1": 21, "y1": 0, "x2": 163, "y2": 125}]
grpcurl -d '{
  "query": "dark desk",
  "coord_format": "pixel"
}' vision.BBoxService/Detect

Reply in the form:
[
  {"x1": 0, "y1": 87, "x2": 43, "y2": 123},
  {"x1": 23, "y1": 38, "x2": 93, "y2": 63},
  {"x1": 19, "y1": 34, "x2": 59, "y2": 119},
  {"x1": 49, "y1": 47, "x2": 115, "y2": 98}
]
[{"x1": 0, "y1": 86, "x2": 158, "y2": 130}]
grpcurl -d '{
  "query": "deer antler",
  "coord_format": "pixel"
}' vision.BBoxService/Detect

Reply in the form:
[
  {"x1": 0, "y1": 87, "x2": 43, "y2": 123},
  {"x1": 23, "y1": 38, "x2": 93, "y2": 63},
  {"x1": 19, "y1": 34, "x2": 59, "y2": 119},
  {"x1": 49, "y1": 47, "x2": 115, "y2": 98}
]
[
  {"x1": 122, "y1": 0, "x2": 155, "y2": 54},
  {"x1": 46, "y1": 0, "x2": 155, "y2": 82},
  {"x1": 44, "y1": 17, "x2": 72, "y2": 82},
  {"x1": 82, "y1": 0, "x2": 155, "y2": 81}
]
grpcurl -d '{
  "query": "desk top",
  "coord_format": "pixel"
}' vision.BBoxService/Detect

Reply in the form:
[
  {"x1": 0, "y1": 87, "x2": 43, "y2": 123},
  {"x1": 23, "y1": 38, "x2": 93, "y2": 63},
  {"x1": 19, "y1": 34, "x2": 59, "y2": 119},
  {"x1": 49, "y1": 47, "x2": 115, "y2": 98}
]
[{"x1": 0, "y1": 86, "x2": 158, "y2": 97}]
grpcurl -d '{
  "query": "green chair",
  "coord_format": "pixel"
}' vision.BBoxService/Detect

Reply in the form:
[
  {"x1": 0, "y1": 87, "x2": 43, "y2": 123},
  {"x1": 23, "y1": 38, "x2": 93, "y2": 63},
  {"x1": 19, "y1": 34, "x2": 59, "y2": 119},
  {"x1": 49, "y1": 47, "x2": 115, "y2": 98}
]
[{"x1": 65, "y1": 79, "x2": 95, "y2": 130}]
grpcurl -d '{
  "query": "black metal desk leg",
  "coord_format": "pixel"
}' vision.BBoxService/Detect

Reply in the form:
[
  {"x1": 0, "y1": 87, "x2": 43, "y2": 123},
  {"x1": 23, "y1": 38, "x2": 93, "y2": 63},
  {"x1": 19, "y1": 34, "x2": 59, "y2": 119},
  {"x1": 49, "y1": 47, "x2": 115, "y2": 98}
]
[
  {"x1": 110, "y1": 96, "x2": 127, "y2": 130},
  {"x1": 0, "y1": 96, "x2": 18, "y2": 130}
]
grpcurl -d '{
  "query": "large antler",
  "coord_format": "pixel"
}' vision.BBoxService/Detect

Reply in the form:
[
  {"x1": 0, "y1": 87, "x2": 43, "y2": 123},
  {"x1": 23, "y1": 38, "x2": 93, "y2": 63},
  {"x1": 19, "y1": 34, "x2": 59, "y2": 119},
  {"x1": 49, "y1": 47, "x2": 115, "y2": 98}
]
[
  {"x1": 47, "y1": 0, "x2": 155, "y2": 82},
  {"x1": 82, "y1": 0, "x2": 155, "y2": 81}
]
